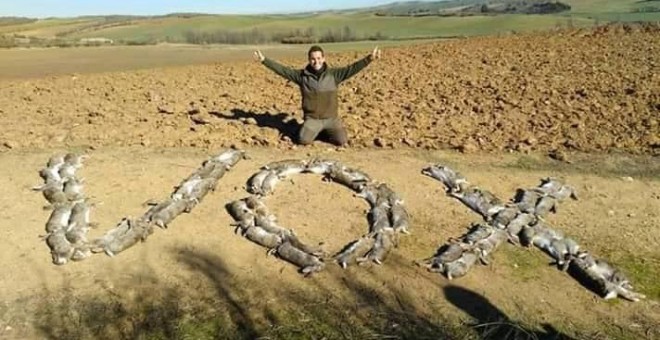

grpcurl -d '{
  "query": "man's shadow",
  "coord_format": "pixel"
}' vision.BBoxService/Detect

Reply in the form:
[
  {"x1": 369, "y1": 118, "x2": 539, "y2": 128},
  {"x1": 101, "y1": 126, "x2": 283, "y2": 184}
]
[
  {"x1": 444, "y1": 285, "x2": 574, "y2": 340},
  {"x1": 212, "y1": 109, "x2": 342, "y2": 146},
  {"x1": 211, "y1": 108, "x2": 300, "y2": 142}
]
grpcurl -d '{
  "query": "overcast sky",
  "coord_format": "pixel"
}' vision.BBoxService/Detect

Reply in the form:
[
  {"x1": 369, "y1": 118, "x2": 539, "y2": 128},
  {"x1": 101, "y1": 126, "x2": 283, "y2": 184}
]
[{"x1": 0, "y1": 0, "x2": 430, "y2": 17}]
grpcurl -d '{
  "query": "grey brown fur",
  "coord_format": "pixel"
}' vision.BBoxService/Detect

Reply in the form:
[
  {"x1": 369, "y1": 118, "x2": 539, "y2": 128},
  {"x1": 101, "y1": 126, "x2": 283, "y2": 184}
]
[
  {"x1": 276, "y1": 241, "x2": 325, "y2": 276},
  {"x1": 335, "y1": 236, "x2": 375, "y2": 268},
  {"x1": 91, "y1": 218, "x2": 154, "y2": 257}
]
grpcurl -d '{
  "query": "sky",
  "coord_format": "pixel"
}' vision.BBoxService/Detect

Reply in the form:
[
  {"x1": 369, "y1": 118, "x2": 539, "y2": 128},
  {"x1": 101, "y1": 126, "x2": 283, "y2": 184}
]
[{"x1": 0, "y1": 0, "x2": 418, "y2": 18}]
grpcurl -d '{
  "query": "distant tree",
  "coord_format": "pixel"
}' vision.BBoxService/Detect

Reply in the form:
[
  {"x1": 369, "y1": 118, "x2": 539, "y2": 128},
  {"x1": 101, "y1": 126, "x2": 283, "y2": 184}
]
[
  {"x1": 320, "y1": 29, "x2": 339, "y2": 43},
  {"x1": 0, "y1": 35, "x2": 17, "y2": 48},
  {"x1": 526, "y1": 2, "x2": 571, "y2": 14},
  {"x1": 367, "y1": 31, "x2": 387, "y2": 40},
  {"x1": 342, "y1": 26, "x2": 354, "y2": 40}
]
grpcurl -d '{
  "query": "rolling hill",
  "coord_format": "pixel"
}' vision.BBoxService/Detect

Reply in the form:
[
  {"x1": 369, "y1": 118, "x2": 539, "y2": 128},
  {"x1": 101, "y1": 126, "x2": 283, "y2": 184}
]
[{"x1": 0, "y1": 0, "x2": 658, "y2": 47}]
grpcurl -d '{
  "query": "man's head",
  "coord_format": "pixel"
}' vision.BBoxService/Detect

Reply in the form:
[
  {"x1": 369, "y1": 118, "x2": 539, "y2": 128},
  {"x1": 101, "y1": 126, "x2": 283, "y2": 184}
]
[{"x1": 307, "y1": 45, "x2": 325, "y2": 71}]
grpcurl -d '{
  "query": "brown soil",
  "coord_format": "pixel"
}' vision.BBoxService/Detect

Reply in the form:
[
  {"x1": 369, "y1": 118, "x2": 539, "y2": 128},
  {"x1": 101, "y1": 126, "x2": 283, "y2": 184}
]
[
  {"x1": 0, "y1": 24, "x2": 659, "y2": 339},
  {"x1": 0, "y1": 24, "x2": 658, "y2": 155}
]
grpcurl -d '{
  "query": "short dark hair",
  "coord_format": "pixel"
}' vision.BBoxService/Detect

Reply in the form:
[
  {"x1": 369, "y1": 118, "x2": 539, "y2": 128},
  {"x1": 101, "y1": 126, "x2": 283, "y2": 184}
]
[{"x1": 307, "y1": 45, "x2": 324, "y2": 58}]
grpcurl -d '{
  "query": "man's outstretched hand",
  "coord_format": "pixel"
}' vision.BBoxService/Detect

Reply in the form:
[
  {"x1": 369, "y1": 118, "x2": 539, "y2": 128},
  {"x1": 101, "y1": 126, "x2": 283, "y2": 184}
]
[
  {"x1": 254, "y1": 50, "x2": 265, "y2": 62},
  {"x1": 369, "y1": 46, "x2": 381, "y2": 61}
]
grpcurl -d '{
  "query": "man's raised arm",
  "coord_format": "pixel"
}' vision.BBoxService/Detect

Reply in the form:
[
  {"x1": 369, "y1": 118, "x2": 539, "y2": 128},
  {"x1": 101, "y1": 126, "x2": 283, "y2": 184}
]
[
  {"x1": 332, "y1": 46, "x2": 381, "y2": 84},
  {"x1": 254, "y1": 50, "x2": 302, "y2": 85}
]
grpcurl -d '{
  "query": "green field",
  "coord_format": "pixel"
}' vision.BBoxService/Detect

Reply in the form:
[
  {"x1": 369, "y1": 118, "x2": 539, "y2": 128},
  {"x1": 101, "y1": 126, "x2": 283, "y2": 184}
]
[
  {"x1": 0, "y1": 0, "x2": 658, "y2": 46},
  {"x1": 0, "y1": 13, "x2": 597, "y2": 45},
  {"x1": 66, "y1": 13, "x2": 598, "y2": 43},
  {"x1": 0, "y1": 18, "x2": 92, "y2": 35},
  {"x1": 566, "y1": 0, "x2": 648, "y2": 12}
]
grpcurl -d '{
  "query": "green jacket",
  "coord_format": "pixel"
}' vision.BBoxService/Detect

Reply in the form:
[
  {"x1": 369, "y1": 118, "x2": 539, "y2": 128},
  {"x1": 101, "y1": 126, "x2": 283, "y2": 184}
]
[{"x1": 262, "y1": 55, "x2": 372, "y2": 119}]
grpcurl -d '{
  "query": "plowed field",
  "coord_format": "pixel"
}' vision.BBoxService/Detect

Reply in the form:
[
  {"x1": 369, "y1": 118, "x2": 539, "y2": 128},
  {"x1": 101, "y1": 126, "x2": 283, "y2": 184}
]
[{"x1": 1, "y1": 24, "x2": 658, "y2": 339}]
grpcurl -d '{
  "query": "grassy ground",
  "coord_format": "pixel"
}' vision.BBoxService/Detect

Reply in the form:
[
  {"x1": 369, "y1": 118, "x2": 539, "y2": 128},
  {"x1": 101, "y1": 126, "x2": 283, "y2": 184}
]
[
  {"x1": 571, "y1": 12, "x2": 660, "y2": 22},
  {"x1": 0, "y1": 13, "x2": 586, "y2": 43},
  {"x1": 565, "y1": 0, "x2": 648, "y2": 12},
  {"x1": 0, "y1": 18, "x2": 93, "y2": 36},
  {"x1": 0, "y1": 11, "x2": 634, "y2": 44},
  {"x1": 1, "y1": 148, "x2": 658, "y2": 340},
  {"x1": 2, "y1": 0, "x2": 658, "y2": 45},
  {"x1": 70, "y1": 13, "x2": 595, "y2": 42},
  {"x1": 12, "y1": 238, "x2": 622, "y2": 340}
]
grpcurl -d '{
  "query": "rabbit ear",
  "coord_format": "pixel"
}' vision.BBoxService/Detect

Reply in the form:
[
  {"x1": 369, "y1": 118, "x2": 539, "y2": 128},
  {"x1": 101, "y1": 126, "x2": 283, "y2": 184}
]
[
  {"x1": 603, "y1": 290, "x2": 618, "y2": 300},
  {"x1": 65, "y1": 221, "x2": 78, "y2": 232}
]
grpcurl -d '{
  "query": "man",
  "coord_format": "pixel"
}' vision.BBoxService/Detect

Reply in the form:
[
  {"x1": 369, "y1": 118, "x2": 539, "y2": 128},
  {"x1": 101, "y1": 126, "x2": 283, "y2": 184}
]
[{"x1": 254, "y1": 45, "x2": 381, "y2": 146}]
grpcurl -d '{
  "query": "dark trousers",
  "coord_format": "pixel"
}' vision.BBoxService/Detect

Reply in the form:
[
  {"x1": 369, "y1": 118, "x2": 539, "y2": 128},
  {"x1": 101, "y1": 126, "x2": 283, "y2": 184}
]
[{"x1": 298, "y1": 117, "x2": 348, "y2": 146}]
